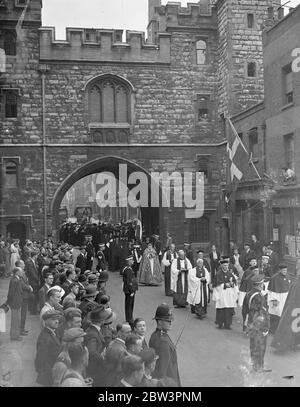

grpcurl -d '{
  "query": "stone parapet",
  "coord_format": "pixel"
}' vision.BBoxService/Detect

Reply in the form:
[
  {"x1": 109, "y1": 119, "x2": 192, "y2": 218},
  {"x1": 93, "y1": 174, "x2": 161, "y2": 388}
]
[{"x1": 39, "y1": 27, "x2": 171, "y2": 64}]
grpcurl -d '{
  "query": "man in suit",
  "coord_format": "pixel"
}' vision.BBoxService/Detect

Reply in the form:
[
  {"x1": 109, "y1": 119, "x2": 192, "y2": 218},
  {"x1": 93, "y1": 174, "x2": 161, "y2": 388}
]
[
  {"x1": 25, "y1": 251, "x2": 40, "y2": 315},
  {"x1": 85, "y1": 236, "x2": 95, "y2": 271},
  {"x1": 6, "y1": 267, "x2": 23, "y2": 341},
  {"x1": 61, "y1": 267, "x2": 77, "y2": 299},
  {"x1": 105, "y1": 322, "x2": 132, "y2": 386},
  {"x1": 123, "y1": 255, "x2": 138, "y2": 326},
  {"x1": 35, "y1": 309, "x2": 62, "y2": 386},
  {"x1": 149, "y1": 303, "x2": 181, "y2": 386},
  {"x1": 209, "y1": 244, "x2": 221, "y2": 285},
  {"x1": 75, "y1": 246, "x2": 87, "y2": 274},
  {"x1": 38, "y1": 272, "x2": 54, "y2": 310},
  {"x1": 84, "y1": 306, "x2": 115, "y2": 387},
  {"x1": 241, "y1": 242, "x2": 256, "y2": 270},
  {"x1": 266, "y1": 245, "x2": 279, "y2": 274},
  {"x1": 16, "y1": 260, "x2": 33, "y2": 336},
  {"x1": 183, "y1": 242, "x2": 194, "y2": 267}
]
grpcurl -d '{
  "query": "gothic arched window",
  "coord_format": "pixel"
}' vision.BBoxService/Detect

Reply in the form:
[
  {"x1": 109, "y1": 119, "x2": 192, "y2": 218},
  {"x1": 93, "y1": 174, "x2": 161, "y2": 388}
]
[{"x1": 87, "y1": 76, "x2": 131, "y2": 124}]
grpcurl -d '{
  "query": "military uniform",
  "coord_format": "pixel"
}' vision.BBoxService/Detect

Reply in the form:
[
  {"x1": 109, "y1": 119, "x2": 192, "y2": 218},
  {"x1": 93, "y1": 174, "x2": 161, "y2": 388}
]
[
  {"x1": 123, "y1": 261, "x2": 138, "y2": 325},
  {"x1": 244, "y1": 275, "x2": 270, "y2": 372}
]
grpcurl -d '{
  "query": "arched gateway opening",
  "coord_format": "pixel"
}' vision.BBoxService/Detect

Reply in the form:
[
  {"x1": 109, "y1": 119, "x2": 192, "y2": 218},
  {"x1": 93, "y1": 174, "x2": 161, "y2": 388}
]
[{"x1": 51, "y1": 156, "x2": 160, "y2": 241}]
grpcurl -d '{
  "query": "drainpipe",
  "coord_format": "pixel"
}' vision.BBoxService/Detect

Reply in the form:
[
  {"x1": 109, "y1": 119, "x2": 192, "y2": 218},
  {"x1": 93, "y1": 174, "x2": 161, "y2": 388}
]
[{"x1": 39, "y1": 65, "x2": 49, "y2": 239}]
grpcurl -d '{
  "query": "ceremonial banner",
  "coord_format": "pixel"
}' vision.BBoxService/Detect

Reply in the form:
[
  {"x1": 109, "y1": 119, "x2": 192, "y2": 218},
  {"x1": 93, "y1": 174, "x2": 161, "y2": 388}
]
[{"x1": 271, "y1": 278, "x2": 300, "y2": 351}]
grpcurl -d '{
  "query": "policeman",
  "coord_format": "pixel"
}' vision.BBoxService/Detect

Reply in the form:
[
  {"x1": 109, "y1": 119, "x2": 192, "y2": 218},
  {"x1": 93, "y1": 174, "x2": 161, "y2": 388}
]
[
  {"x1": 243, "y1": 274, "x2": 270, "y2": 373},
  {"x1": 123, "y1": 255, "x2": 138, "y2": 327},
  {"x1": 149, "y1": 303, "x2": 181, "y2": 386}
]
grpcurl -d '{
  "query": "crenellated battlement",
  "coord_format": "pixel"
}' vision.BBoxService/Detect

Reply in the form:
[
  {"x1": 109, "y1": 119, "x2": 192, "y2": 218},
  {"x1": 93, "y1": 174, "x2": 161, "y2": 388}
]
[
  {"x1": 159, "y1": 1, "x2": 212, "y2": 17},
  {"x1": 148, "y1": 0, "x2": 217, "y2": 37},
  {"x1": 39, "y1": 27, "x2": 171, "y2": 64}
]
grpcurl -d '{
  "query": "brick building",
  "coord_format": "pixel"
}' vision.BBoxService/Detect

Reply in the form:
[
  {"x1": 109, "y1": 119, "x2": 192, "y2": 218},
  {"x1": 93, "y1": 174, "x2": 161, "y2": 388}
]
[
  {"x1": 0, "y1": 0, "x2": 279, "y2": 251},
  {"x1": 230, "y1": 4, "x2": 300, "y2": 273}
]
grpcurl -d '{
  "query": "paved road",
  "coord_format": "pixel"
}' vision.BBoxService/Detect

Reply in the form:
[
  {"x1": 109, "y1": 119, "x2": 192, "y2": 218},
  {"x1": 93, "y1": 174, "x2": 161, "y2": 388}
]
[{"x1": 1, "y1": 272, "x2": 300, "y2": 387}]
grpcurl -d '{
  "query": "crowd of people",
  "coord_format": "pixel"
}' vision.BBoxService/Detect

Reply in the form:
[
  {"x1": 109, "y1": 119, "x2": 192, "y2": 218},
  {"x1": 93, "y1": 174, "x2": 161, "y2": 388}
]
[{"x1": 0, "y1": 231, "x2": 299, "y2": 386}]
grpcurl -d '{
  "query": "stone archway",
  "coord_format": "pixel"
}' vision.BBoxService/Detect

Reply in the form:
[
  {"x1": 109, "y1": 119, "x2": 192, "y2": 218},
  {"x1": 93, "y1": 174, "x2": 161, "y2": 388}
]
[{"x1": 50, "y1": 156, "x2": 161, "y2": 239}]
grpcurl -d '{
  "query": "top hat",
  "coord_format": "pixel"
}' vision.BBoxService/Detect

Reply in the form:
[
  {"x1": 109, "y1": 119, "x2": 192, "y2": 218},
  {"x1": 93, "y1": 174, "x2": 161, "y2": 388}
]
[{"x1": 153, "y1": 303, "x2": 174, "y2": 322}]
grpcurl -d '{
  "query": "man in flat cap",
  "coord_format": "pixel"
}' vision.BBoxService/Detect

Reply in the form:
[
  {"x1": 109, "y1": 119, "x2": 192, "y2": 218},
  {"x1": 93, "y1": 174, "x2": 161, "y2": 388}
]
[
  {"x1": 56, "y1": 307, "x2": 82, "y2": 341},
  {"x1": 52, "y1": 327, "x2": 86, "y2": 387},
  {"x1": 123, "y1": 255, "x2": 138, "y2": 326},
  {"x1": 79, "y1": 284, "x2": 99, "y2": 329},
  {"x1": 149, "y1": 303, "x2": 181, "y2": 386},
  {"x1": 35, "y1": 310, "x2": 62, "y2": 386},
  {"x1": 267, "y1": 264, "x2": 292, "y2": 334},
  {"x1": 243, "y1": 275, "x2": 270, "y2": 373},
  {"x1": 84, "y1": 305, "x2": 115, "y2": 386}
]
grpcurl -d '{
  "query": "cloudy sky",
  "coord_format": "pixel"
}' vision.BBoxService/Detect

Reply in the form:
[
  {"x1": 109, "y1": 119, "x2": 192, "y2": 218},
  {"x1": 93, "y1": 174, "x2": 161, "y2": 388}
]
[{"x1": 42, "y1": 0, "x2": 300, "y2": 40}]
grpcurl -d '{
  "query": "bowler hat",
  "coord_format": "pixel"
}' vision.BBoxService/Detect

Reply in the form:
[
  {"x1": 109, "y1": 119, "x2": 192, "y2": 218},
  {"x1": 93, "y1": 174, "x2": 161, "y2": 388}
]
[
  {"x1": 90, "y1": 306, "x2": 115, "y2": 323},
  {"x1": 98, "y1": 271, "x2": 109, "y2": 282},
  {"x1": 83, "y1": 284, "x2": 99, "y2": 298},
  {"x1": 251, "y1": 274, "x2": 265, "y2": 285},
  {"x1": 62, "y1": 327, "x2": 86, "y2": 342},
  {"x1": 42, "y1": 309, "x2": 62, "y2": 321},
  {"x1": 220, "y1": 259, "x2": 229, "y2": 264},
  {"x1": 153, "y1": 303, "x2": 174, "y2": 322},
  {"x1": 139, "y1": 348, "x2": 159, "y2": 365}
]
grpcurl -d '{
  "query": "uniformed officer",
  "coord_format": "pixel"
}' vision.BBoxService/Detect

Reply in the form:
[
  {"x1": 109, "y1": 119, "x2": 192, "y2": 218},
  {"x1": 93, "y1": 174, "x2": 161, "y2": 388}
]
[
  {"x1": 149, "y1": 303, "x2": 181, "y2": 386},
  {"x1": 243, "y1": 274, "x2": 270, "y2": 373},
  {"x1": 123, "y1": 255, "x2": 138, "y2": 327}
]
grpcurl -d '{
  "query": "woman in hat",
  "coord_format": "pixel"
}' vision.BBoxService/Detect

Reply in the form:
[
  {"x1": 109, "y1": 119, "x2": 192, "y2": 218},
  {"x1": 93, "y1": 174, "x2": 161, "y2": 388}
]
[
  {"x1": 139, "y1": 243, "x2": 163, "y2": 286},
  {"x1": 10, "y1": 239, "x2": 21, "y2": 273}
]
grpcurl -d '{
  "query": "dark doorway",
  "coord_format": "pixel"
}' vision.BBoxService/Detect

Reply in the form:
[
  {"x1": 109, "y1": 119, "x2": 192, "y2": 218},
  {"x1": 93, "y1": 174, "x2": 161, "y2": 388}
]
[{"x1": 7, "y1": 222, "x2": 26, "y2": 246}]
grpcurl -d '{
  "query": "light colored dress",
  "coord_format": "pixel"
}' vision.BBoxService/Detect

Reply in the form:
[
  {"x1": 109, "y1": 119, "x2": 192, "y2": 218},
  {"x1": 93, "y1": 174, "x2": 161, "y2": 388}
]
[{"x1": 10, "y1": 244, "x2": 20, "y2": 272}]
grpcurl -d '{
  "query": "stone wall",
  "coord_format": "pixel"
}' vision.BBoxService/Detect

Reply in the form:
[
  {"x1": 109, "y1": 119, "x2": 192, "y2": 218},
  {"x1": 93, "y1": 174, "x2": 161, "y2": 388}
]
[{"x1": 217, "y1": 0, "x2": 278, "y2": 117}]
